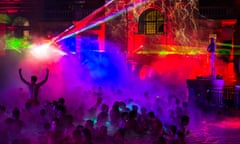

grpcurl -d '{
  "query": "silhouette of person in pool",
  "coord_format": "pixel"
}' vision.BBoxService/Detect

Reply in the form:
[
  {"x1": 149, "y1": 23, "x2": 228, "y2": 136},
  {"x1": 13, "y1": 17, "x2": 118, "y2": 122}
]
[{"x1": 19, "y1": 68, "x2": 49, "y2": 105}]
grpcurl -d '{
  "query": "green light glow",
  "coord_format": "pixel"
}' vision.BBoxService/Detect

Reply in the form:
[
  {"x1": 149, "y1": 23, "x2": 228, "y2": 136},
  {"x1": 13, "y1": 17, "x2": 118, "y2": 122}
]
[
  {"x1": 135, "y1": 44, "x2": 207, "y2": 56},
  {"x1": 4, "y1": 35, "x2": 30, "y2": 53},
  {"x1": 217, "y1": 49, "x2": 230, "y2": 55},
  {"x1": 159, "y1": 51, "x2": 168, "y2": 55},
  {"x1": 0, "y1": 14, "x2": 10, "y2": 24},
  {"x1": 217, "y1": 42, "x2": 240, "y2": 48},
  {"x1": 137, "y1": 50, "x2": 202, "y2": 55},
  {"x1": 188, "y1": 51, "x2": 198, "y2": 55}
]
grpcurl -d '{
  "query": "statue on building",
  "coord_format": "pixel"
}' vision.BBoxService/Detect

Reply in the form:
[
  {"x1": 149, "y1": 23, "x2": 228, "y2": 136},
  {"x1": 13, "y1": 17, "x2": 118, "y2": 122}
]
[{"x1": 207, "y1": 37, "x2": 216, "y2": 79}]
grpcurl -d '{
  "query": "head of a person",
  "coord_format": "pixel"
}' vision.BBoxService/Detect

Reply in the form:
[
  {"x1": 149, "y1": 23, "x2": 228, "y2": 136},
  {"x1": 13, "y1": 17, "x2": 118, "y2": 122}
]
[
  {"x1": 25, "y1": 102, "x2": 32, "y2": 110},
  {"x1": 181, "y1": 115, "x2": 190, "y2": 126},
  {"x1": 31, "y1": 76, "x2": 37, "y2": 83},
  {"x1": 99, "y1": 125, "x2": 108, "y2": 137},
  {"x1": 85, "y1": 120, "x2": 94, "y2": 129},
  {"x1": 82, "y1": 128, "x2": 92, "y2": 141},
  {"x1": 51, "y1": 118, "x2": 59, "y2": 131},
  {"x1": 148, "y1": 111, "x2": 155, "y2": 119},
  {"x1": 58, "y1": 97, "x2": 65, "y2": 106},
  {"x1": 101, "y1": 103, "x2": 109, "y2": 112},
  {"x1": 12, "y1": 108, "x2": 20, "y2": 120},
  {"x1": 210, "y1": 37, "x2": 215, "y2": 43}
]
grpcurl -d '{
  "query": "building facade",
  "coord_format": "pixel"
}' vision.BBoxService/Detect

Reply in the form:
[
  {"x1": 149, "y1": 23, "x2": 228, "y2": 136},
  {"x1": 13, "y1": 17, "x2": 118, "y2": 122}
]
[
  {"x1": 100, "y1": 0, "x2": 238, "y2": 68},
  {"x1": 0, "y1": 0, "x2": 239, "y2": 71},
  {"x1": 0, "y1": 0, "x2": 105, "y2": 54},
  {"x1": 0, "y1": 0, "x2": 36, "y2": 55}
]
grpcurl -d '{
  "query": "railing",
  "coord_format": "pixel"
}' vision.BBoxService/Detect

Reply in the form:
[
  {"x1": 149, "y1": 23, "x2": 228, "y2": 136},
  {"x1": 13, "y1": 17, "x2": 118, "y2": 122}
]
[
  {"x1": 188, "y1": 85, "x2": 240, "y2": 109},
  {"x1": 208, "y1": 86, "x2": 240, "y2": 108}
]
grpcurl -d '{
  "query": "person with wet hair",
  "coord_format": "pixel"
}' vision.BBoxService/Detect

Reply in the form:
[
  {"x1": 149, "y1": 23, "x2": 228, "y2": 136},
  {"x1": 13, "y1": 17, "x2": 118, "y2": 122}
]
[
  {"x1": 72, "y1": 128, "x2": 83, "y2": 144},
  {"x1": 85, "y1": 119, "x2": 97, "y2": 139},
  {"x1": 19, "y1": 68, "x2": 49, "y2": 105},
  {"x1": 137, "y1": 107, "x2": 149, "y2": 134},
  {"x1": 113, "y1": 128, "x2": 126, "y2": 144},
  {"x1": 47, "y1": 117, "x2": 66, "y2": 144},
  {"x1": 82, "y1": 128, "x2": 94, "y2": 144},
  {"x1": 96, "y1": 103, "x2": 109, "y2": 127},
  {"x1": 5, "y1": 108, "x2": 25, "y2": 143},
  {"x1": 147, "y1": 111, "x2": 163, "y2": 136},
  {"x1": 110, "y1": 101, "x2": 121, "y2": 127}
]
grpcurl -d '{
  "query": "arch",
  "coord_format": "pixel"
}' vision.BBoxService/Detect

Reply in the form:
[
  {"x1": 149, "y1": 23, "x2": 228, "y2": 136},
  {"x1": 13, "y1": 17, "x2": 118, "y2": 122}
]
[
  {"x1": 12, "y1": 16, "x2": 29, "y2": 26},
  {"x1": 138, "y1": 9, "x2": 164, "y2": 34},
  {"x1": 12, "y1": 17, "x2": 30, "y2": 37}
]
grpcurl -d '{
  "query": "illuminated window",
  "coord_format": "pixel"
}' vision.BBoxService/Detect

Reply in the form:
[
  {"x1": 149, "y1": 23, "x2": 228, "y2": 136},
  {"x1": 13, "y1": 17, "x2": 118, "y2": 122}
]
[
  {"x1": 12, "y1": 17, "x2": 30, "y2": 37},
  {"x1": 139, "y1": 9, "x2": 164, "y2": 34}
]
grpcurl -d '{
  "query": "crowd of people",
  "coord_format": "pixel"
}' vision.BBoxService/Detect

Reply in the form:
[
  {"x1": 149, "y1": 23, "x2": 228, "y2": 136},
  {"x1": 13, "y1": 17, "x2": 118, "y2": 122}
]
[
  {"x1": 0, "y1": 67, "x2": 191, "y2": 144},
  {"x1": 0, "y1": 87, "x2": 190, "y2": 144}
]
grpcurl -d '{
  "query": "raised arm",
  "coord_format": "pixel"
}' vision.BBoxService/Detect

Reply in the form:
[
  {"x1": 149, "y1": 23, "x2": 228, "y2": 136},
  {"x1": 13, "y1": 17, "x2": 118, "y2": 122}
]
[
  {"x1": 19, "y1": 68, "x2": 30, "y2": 85},
  {"x1": 38, "y1": 68, "x2": 49, "y2": 86}
]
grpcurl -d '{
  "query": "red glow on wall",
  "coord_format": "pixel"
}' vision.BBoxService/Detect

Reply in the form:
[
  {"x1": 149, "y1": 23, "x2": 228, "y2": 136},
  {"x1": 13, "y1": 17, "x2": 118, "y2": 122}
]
[
  {"x1": 0, "y1": 23, "x2": 6, "y2": 55},
  {"x1": 221, "y1": 19, "x2": 237, "y2": 26},
  {"x1": 7, "y1": 26, "x2": 16, "y2": 30},
  {"x1": 7, "y1": 9, "x2": 18, "y2": 13}
]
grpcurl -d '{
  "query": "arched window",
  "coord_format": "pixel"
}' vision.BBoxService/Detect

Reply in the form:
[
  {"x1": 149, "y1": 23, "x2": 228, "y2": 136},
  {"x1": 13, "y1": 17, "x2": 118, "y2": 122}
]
[
  {"x1": 12, "y1": 17, "x2": 30, "y2": 37},
  {"x1": 138, "y1": 9, "x2": 164, "y2": 34}
]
